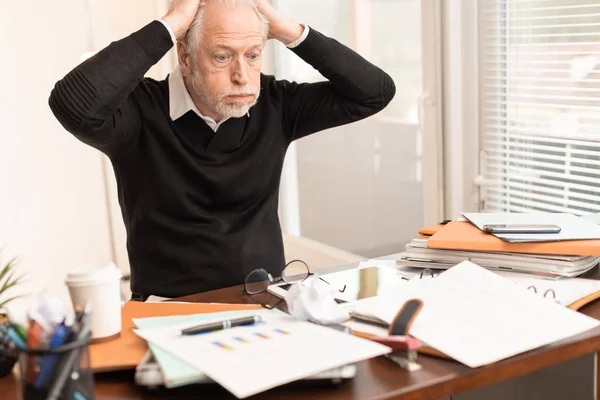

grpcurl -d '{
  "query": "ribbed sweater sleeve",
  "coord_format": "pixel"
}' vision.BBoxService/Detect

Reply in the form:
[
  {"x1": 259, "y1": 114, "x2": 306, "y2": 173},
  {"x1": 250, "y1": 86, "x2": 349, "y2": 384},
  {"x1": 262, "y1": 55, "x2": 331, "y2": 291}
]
[
  {"x1": 48, "y1": 21, "x2": 173, "y2": 156},
  {"x1": 280, "y1": 28, "x2": 396, "y2": 141}
]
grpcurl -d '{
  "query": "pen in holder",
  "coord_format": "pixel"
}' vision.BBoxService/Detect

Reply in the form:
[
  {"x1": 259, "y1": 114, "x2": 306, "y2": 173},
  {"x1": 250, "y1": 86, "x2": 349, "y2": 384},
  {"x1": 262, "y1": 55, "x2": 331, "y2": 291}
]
[{"x1": 17, "y1": 333, "x2": 95, "y2": 400}]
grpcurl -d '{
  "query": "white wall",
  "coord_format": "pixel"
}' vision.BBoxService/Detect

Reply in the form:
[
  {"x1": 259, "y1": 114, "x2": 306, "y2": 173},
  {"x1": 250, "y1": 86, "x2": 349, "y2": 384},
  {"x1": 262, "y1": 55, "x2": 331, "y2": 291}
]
[
  {"x1": 0, "y1": 0, "x2": 170, "y2": 317},
  {"x1": 0, "y1": 0, "x2": 113, "y2": 317}
]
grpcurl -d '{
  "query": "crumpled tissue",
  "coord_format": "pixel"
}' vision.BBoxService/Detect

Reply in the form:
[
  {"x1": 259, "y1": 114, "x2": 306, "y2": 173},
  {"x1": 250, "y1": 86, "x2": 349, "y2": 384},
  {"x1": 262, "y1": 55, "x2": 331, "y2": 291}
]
[{"x1": 284, "y1": 275, "x2": 349, "y2": 325}]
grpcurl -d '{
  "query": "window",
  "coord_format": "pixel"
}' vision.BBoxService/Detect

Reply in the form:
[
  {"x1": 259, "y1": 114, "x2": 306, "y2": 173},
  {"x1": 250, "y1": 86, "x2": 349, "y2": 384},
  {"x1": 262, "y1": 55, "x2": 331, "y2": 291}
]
[
  {"x1": 479, "y1": 0, "x2": 600, "y2": 215},
  {"x1": 274, "y1": 0, "x2": 428, "y2": 256}
]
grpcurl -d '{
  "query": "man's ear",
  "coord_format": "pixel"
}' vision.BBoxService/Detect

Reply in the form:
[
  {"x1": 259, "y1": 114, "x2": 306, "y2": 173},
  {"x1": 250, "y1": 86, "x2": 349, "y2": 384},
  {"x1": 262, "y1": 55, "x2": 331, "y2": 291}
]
[{"x1": 177, "y1": 41, "x2": 192, "y2": 74}]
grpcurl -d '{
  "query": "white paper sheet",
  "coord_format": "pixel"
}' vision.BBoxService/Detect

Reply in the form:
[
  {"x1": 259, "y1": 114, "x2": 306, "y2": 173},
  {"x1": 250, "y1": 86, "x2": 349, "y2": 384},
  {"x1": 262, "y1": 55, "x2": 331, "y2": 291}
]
[
  {"x1": 497, "y1": 271, "x2": 600, "y2": 307},
  {"x1": 134, "y1": 315, "x2": 390, "y2": 399},
  {"x1": 462, "y1": 212, "x2": 600, "y2": 242},
  {"x1": 583, "y1": 213, "x2": 600, "y2": 225},
  {"x1": 354, "y1": 261, "x2": 600, "y2": 368}
]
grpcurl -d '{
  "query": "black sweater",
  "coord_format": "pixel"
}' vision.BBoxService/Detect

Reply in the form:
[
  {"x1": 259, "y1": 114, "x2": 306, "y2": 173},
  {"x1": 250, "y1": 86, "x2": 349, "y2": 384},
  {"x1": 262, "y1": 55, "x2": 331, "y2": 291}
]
[{"x1": 49, "y1": 21, "x2": 395, "y2": 298}]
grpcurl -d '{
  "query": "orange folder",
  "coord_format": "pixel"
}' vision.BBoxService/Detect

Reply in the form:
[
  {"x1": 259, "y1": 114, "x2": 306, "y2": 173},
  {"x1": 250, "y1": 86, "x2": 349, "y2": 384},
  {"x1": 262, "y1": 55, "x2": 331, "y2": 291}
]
[
  {"x1": 418, "y1": 224, "x2": 445, "y2": 237},
  {"x1": 90, "y1": 301, "x2": 261, "y2": 372},
  {"x1": 428, "y1": 221, "x2": 600, "y2": 256}
]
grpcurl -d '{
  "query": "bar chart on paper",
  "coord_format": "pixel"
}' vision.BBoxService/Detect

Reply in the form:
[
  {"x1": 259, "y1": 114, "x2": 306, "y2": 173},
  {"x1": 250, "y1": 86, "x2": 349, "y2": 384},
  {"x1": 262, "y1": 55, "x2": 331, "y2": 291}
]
[
  {"x1": 211, "y1": 327, "x2": 291, "y2": 352},
  {"x1": 133, "y1": 309, "x2": 288, "y2": 388},
  {"x1": 135, "y1": 317, "x2": 390, "y2": 398}
]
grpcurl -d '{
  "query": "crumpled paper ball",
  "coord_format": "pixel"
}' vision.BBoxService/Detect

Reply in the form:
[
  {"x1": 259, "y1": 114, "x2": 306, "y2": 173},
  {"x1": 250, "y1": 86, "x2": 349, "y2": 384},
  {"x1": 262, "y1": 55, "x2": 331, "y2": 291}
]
[{"x1": 284, "y1": 275, "x2": 349, "y2": 325}]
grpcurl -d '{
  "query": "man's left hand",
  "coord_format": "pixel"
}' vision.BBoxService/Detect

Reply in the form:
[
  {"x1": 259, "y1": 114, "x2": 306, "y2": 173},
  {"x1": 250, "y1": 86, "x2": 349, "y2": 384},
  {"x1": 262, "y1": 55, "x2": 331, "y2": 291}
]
[{"x1": 255, "y1": 0, "x2": 304, "y2": 45}]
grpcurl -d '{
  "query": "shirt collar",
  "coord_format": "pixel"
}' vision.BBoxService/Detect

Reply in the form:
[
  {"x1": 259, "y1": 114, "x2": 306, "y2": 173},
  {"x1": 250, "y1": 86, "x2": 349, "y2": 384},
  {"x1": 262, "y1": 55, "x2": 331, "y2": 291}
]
[
  {"x1": 168, "y1": 67, "x2": 250, "y2": 130},
  {"x1": 169, "y1": 66, "x2": 201, "y2": 121}
]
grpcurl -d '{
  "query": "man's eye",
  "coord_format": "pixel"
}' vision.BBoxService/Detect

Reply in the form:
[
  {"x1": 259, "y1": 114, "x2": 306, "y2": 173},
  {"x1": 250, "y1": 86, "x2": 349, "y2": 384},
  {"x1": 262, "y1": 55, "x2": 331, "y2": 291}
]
[
  {"x1": 216, "y1": 54, "x2": 229, "y2": 62},
  {"x1": 248, "y1": 53, "x2": 259, "y2": 61}
]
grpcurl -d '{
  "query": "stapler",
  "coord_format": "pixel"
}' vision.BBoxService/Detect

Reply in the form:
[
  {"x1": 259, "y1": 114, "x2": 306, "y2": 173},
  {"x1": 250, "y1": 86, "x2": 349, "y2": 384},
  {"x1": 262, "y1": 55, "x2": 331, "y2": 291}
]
[{"x1": 371, "y1": 298, "x2": 424, "y2": 371}]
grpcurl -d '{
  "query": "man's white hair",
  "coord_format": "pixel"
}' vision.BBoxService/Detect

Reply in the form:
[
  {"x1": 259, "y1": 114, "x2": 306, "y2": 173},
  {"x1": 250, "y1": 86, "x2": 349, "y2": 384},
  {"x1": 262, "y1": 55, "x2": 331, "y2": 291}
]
[{"x1": 184, "y1": 0, "x2": 269, "y2": 59}]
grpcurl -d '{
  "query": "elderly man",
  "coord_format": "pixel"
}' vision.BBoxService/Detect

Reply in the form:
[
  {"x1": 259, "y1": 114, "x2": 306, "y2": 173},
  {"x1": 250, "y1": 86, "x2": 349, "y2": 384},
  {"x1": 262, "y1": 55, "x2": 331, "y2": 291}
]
[{"x1": 49, "y1": 0, "x2": 395, "y2": 300}]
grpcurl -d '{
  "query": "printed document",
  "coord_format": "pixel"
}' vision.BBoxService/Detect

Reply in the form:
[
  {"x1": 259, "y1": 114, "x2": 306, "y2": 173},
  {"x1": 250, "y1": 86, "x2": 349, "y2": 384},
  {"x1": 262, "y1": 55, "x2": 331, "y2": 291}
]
[
  {"x1": 498, "y1": 271, "x2": 600, "y2": 308},
  {"x1": 354, "y1": 261, "x2": 600, "y2": 368},
  {"x1": 135, "y1": 315, "x2": 390, "y2": 398}
]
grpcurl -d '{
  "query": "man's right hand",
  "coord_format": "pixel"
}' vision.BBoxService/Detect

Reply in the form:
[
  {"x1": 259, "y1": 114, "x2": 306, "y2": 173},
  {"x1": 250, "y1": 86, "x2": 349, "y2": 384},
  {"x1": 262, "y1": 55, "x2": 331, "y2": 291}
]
[{"x1": 163, "y1": 0, "x2": 202, "y2": 40}]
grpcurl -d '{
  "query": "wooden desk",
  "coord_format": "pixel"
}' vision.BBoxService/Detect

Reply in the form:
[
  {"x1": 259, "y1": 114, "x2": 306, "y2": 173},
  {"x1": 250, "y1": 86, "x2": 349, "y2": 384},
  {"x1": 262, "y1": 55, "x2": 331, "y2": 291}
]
[{"x1": 3, "y1": 273, "x2": 600, "y2": 399}]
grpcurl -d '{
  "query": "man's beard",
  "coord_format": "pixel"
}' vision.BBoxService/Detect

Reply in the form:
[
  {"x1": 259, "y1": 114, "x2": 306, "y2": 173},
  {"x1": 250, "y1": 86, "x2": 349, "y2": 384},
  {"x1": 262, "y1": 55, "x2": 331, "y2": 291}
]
[{"x1": 190, "y1": 69, "x2": 259, "y2": 119}]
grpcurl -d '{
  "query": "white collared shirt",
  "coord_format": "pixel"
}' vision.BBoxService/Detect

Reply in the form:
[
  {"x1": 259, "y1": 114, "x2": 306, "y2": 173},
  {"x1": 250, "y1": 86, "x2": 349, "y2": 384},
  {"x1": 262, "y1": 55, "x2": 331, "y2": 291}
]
[
  {"x1": 167, "y1": 66, "x2": 233, "y2": 131},
  {"x1": 159, "y1": 19, "x2": 310, "y2": 132}
]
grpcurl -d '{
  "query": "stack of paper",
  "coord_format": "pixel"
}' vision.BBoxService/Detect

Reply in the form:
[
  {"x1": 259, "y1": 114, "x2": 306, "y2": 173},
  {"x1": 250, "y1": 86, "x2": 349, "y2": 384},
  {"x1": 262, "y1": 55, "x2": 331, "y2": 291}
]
[
  {"x1": 134, "y1": 312, "x2": 390, "y2": 398},
  {"x1": 134, "y1": 309, "x2": 286, "y2": 388},
  {"x1": 353, "y1": 261, "x2": 600, "y2": 368},
  {"x1": 397, "y1": 237, "x2": 600, "y2": 277},
  {"x1": 398, "y1": 212, "x2": 600, "y2": 277}
]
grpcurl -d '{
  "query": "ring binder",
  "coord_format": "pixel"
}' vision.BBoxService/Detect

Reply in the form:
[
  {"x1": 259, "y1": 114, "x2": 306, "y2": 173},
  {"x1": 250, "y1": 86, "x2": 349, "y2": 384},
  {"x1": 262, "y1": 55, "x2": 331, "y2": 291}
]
[
  {"x1": 527, "y1": 286, "x2": 557, "y2": 300},
  {"x1": 419, "y1": 269, "x2": 439, "y2": 279},
  {"x1": 399, "y1": 268, "x2": 442, "y2": 282}
]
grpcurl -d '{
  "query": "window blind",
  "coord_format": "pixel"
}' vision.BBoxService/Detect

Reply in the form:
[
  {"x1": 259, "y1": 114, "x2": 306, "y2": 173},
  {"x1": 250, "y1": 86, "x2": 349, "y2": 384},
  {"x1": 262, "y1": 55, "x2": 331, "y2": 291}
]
[{"x1": 479, "y1": 0, "x2": 600, "y2": 215}]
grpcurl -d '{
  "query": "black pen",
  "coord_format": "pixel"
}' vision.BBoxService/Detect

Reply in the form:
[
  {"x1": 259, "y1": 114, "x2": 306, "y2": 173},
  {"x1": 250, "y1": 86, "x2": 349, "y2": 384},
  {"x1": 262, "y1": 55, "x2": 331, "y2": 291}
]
[
  {"x1": 181, "y1": 315, "x2": 262, "y2": 335},
  {"x1": 47, "y1": 302, "x2": 92, "y2": 400}
]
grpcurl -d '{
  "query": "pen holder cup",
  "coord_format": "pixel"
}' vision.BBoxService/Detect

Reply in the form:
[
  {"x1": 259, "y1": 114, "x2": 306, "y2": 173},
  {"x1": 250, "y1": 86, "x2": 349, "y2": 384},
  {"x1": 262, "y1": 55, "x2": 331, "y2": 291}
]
[{"x1": 17, "y1": 334, "x2": 95, "y2": 400}]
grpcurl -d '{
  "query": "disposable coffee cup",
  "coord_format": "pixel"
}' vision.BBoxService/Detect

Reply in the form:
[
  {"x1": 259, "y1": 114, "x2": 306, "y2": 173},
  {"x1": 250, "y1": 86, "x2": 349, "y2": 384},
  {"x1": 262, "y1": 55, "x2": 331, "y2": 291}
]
[{"x1": 65, "y1": 263, "x2": 122, "y2": 342}]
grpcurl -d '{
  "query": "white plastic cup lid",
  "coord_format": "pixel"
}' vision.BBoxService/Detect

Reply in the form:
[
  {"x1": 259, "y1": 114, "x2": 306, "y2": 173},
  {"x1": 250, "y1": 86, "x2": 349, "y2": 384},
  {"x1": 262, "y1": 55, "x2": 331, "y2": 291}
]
[{"x1": 65, "y1": 264, "x2": 122, "y2": 288}]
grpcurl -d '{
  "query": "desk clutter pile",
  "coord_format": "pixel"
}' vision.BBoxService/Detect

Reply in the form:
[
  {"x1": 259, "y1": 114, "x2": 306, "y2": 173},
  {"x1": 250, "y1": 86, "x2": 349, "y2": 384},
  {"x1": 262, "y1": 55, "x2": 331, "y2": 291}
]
[
  {"x1": 4, "y1": 212, "x2": 600, "y2": 399},
  {"x1": 397, "y1": 212, "x2": 600, "y2": 278},
  {"x1": 395, "y1": 212, "x2": 600, "y2": 308}
]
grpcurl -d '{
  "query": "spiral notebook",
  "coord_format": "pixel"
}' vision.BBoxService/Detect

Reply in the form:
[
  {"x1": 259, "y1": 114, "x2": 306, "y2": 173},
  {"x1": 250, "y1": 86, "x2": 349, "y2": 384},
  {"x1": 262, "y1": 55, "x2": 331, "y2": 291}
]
[
  {"x1": 349, "y1": 264, "x2": 600, "y2": 361},
  {"x1": 497, "y1": 272, "x2": 600, "y2": 310},
  {"x1": 351, "y1": 261, "x2": 600, "y2": 368},
  {"x1": 395, "y1": 265, "x2": 600, "y2": 310}
]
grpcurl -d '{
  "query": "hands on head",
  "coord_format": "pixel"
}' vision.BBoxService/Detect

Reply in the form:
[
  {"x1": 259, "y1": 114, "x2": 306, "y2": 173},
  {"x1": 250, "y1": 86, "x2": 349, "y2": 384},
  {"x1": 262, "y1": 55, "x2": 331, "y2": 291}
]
[
  {"x1": 164, "y1": 0, "x2": 305, "y2": 123},
  {"x1": 163, "y1": 0, "x2": 303, "y2": 44},
  {"x1": 163, "y1": 0, "x2": 203, "y2": 40}
]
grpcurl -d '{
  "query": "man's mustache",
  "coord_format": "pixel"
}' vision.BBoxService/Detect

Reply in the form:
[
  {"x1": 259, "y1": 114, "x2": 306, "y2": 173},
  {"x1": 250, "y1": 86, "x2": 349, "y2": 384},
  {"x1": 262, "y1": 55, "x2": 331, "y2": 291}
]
[{"x1": 218, "y1": 86, "x2": 260, "y2": 101}]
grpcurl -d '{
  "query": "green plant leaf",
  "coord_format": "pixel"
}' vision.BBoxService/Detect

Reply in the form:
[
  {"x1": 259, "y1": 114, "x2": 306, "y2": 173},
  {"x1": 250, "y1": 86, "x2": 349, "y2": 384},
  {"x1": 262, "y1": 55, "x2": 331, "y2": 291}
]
[
  {"x1": 0, "y1": 257, "x2": 17, "y2": 285},
  {"x1": 0, "y1": 271, "x2": 15, "y2": 293},
  {"x1": 0, "y1": 294, "x2": 26, "y2": 310},
  {"x1": 0, "y1": 252, "x2": 25, "y2": 308},
  {"x1": 0, "y1": 271, "x2": 24, "y2": 295},
  {"x1": 6, "y1": 274, "x2": 26, "y2": 291}
]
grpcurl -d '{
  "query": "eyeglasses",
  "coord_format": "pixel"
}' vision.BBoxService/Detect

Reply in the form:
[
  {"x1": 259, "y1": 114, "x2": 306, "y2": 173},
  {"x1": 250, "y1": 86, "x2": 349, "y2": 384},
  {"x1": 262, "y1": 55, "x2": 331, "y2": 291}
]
[{"x1": 243, "y1": 259, "x2": 346, "y2": 309}]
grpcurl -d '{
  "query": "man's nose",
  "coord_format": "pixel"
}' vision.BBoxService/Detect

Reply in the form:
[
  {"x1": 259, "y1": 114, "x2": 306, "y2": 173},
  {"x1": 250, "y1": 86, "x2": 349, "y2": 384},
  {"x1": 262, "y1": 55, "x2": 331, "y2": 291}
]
[{"x1": 232, "y1": 58, "x2": 249, "y2": 85}]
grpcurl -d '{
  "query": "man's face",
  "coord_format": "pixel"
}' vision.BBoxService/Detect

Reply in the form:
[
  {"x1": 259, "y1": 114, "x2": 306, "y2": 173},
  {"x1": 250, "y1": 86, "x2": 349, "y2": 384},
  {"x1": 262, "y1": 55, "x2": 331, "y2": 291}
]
[{"x1": 186, "y1": 3, "x2": 263, "y2": 119}]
